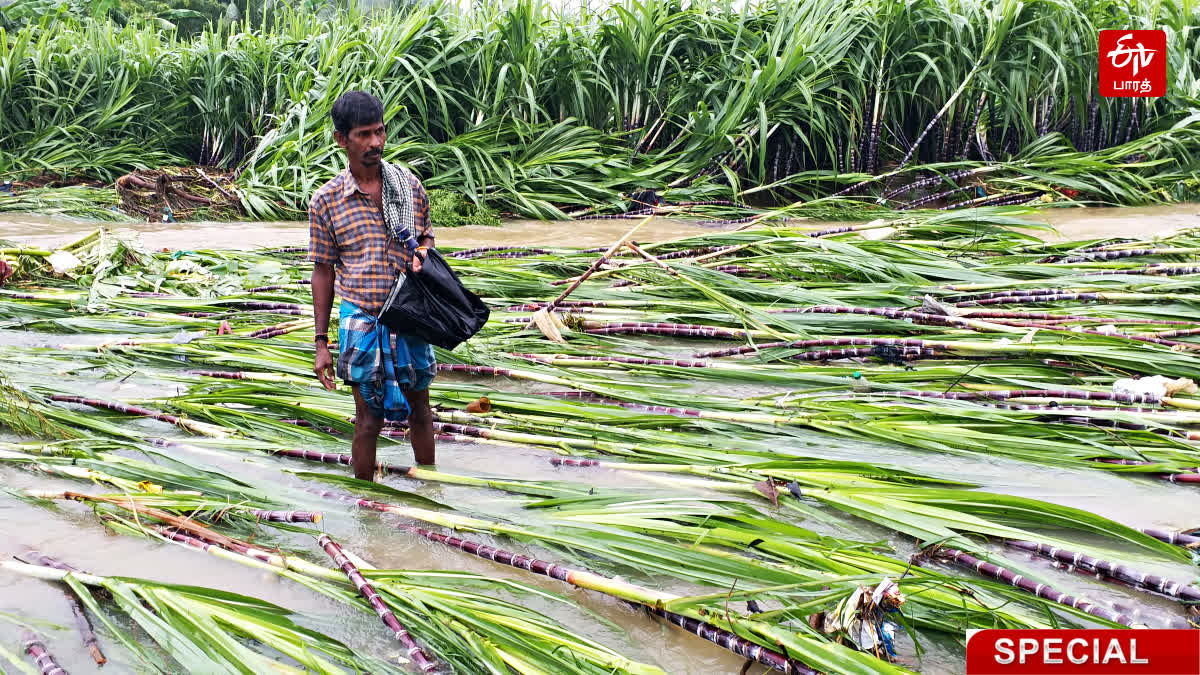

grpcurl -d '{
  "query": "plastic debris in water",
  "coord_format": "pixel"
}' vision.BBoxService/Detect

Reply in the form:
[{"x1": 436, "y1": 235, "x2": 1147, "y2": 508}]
[{"x1": 48, "y1": 250, "x2": 82, "y2": 274}]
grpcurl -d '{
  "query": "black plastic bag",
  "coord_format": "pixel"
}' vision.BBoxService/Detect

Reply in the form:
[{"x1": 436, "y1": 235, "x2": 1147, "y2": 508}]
[{"x1": 377, "y1": 248, "x2": 490, "y2": 350}]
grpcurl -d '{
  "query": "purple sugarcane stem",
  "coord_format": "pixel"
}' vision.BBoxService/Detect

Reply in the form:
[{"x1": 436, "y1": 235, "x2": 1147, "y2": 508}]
[
  {"x1": 1006, "y1": 540, "x2": 1200, "y2": 603},
  {"x1": 22, "y1": 630, "x2": 68, "y2": 675},
  {"x1": 696, "y1": 337, "x2": 942, "y2": 359},
  {"x1": 791, "y1": 347, "x2": 936, "y2": 362},
  {"x1": 1078, "y1": 265, "x2": 1200, "y2": 278},
  {"x1": 950, "y1": 307, "x2": 1193, "y2": 326},
  {"x1": 250, "y1": 510, "x2": 321, "y2": 523},
  {"x1": 699, "y1": 216, "x2": 759, "y2": 226},
  {"x1": 65, "y1": 590, "x2": 106, "y2": 665},
  {"x1": 270, "y1": 448, "x2": 413, "y2": 476},
  {"x1": 14, "y1": 550, "x2": 83, "y2": 572},
  {"x1": 397, "y1": 524, "x2": 813, "y2": 674},
  {"x1": 583, "y1": 324, "x2": 753, "y2": 340},
  {"x1": 48, "y1": 394, "x2": 181, "y2": 425},
  {"x1": 889, "y1": 388, "x2": 1162, "y2": 405},
  {"x1": 224, "y1": 301, "x2": 305, "y2": 311},
  {"x1": 511, "y1": 353, "x2": 713, "y2": 368},
  {"x1": 1059, "y1": 249, "x2": 1189, "y2": 263},
  {"x1": 187, "y1": 370, "x2": 246, "y2": 380},
  {"x1": 316, "y1": 534, "x2": 437, "y2": 673},
  {"x1": 154, "y1": 525, "x2": 276, "y2": 566},
  {"x1": 1139, "y1": 528, "x2": 1200, "y2": 547},
  {"x1": 948, "y1": 288, "x2": 1096, "y2": 301},
  {"x1": 246, "y1": 284, "x2": 307, "y2": 292},
  {"x1": 954, "y1": 293, "x2": 1102, "y2": 307},
  {"x1": 937, "y1": 549, "x2": 1136, "y2": 626},
  {"x1": 435, "y1": 364, "x2": 514, "y2": 377},
  {"x1": 13, "y1": 551, "x2": 106, "y2": 664},
  {"x1": 645, "y1": 607, "x2": 816, "y2": 674},
  {"x1": 549, "y1": 458, "x2": 603, "y2": 467},
  {"x1": 1145, "y1": 327, "x2": 1200, "y2": 339}
]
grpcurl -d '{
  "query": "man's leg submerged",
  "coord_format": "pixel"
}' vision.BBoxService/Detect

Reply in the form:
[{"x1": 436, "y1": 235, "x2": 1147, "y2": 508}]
[
  {"x1": 404, "y1": 388, "x2": 435, "y2": 466},
  {"x1": 351, "y1": 384, "x2": 383, "y2": 481}
]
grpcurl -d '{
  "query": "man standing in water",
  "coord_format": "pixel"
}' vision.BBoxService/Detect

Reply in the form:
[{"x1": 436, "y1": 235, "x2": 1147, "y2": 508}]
[{"x1": 308, "y1": 91, "x2": 437, "y2": 480}]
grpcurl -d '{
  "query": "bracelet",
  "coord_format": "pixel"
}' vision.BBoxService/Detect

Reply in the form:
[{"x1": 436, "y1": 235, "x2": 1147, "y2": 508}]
[{"x1": 314, "y1": 333, "x2": 329, "y2": 343}]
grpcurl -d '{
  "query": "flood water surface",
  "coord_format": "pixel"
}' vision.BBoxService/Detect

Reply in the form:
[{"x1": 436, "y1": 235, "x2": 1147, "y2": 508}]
[
  {"x1": 0, "y1": 204, "x2": 1198, "y2": 675},
  {"x1": 4, "y1": 202, "x2": 1194, "y2": 252}
]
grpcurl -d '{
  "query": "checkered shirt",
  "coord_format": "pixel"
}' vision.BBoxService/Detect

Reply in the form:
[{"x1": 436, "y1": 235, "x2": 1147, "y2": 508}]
[{"x1": 308, "y1": 167, "x2": 433, "y2": 314}]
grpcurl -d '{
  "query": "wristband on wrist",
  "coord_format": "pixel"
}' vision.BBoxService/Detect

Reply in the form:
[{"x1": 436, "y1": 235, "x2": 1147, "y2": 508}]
[{"x1": 314, "y1": 333, "x2": 329, "y2": 343}]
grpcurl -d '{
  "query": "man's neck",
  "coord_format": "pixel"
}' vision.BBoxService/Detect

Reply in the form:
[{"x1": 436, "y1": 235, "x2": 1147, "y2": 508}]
[{"x1": 349, "y1": 161, "x2": 381, "y2": 186}]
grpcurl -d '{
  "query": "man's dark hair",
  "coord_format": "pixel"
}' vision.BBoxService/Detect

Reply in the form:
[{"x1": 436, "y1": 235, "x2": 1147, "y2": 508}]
[{"x1": 331, "y1": 91, "x2": 384, "y2": 137}]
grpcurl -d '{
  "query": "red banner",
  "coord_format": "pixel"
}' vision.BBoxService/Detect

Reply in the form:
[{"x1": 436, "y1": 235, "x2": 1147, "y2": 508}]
[
  {"x1": 966, "y1": 630, "x2": 1200, "y2": 675},
  {"x1": 1099, "y1": 30, "x2": 1167, "y2": 98}
]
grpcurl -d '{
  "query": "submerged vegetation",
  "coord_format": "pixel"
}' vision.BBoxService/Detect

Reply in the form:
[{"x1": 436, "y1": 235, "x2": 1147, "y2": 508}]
[
  {"x1": 0, "y1": 210, "x2": 1198, "y2": 672},
  {"x1": 1, "y1": 0, "x2": 1198, "y2": 222}
]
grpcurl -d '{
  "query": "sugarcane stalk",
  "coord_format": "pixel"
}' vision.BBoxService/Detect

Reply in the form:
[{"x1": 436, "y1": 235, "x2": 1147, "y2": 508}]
[
  {"x1": 513, "y1": 353, "x2": 714, "y2": 368},
  {"x1": 250, "y1": 510, "x2": 322, "y2": 523},
  {"x1": 245, "y1": 283, "x2": 309, "y2": 292},
  {"x1": 934, "y1": 548, "x2": 1139, "y2": 626},
  {"x1": 317, "y1": 534, "x2": 437, "y2": 673},
  {"x1": 21, "y1": 630, "x2": 67, "y2": 675},
  {"x1": 10, "y1": 550, "x2": 106, "y2": 665},
  {"x1": 186, "y1": 369, "x2": 303, "y2": 383},
  {"x1": 47, "y1": 395, "x2": 230, "y2": 437},
  {"x1": 1138, "y1": 528, "x2": 1200, "y2": 548},
  {"x1": 394, "y1": 524, "x2": 816, "y2": 674},
  {"x1": 582, "y1": 322, "x2": 773, "y2": 341},
  {"x1": 64, "y1": 588, "x2": 106, "y2": 665},
  {"x1": 880, "y1": 388, "x2": 1165, "y2": 405},
  {"x1": 1005, "y1": 540, "x2": 1200, "y2": 603},
  {"x1": 1057, "y1": 248, "x2": 1200, "y2": 264},
  {"x1": 307, "y1": 488, "x2": 871, "y2": 672},
  {"x1": 950, "y1": 308, "x2": 1196, "y2": 325},
  {"x1": 28, "y1": 491, "x2": 252, "y2": 553},
  {"x1": 951, "y1": 287, "x2": 1123, "y2": 301},
  {"x1": 246, "y1": 318, "x2": 312, "y2": 338}
]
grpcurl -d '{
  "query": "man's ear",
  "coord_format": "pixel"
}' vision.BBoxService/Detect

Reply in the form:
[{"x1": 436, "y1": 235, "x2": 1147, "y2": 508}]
[{"x1": 333, "y1": 131, "x2": 348, "y2": 149}]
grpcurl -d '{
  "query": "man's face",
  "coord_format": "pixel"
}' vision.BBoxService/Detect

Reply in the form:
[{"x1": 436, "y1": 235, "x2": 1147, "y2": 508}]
[{"x1": 336, "y1": 121, "x2": 386, "y2": 167}]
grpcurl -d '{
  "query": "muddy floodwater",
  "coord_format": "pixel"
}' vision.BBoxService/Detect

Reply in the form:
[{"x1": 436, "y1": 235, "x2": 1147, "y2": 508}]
[
  {"x1": 4, "y1": 202, "x2": 1197, "y2": 252},
  {"x1": 0, "y1": 203, "x2": 1198, "y2": 675}
]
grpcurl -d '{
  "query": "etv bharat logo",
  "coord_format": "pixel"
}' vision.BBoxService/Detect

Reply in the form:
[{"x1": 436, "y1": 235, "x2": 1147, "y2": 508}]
[{"x1": 1099, "y1": 30, "x2": 1166, "y2": 97}]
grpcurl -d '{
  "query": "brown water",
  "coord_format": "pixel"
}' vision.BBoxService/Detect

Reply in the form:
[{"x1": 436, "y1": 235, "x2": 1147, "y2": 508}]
[
  {"x1": 3, "y1": 203, "x2": 1196, "y2": 251},
  {"x1": 1, "y1": 204, "x2": 1199, "y2": 675}
]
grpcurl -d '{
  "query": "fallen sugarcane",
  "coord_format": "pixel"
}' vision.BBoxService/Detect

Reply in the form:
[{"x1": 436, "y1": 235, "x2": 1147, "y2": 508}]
[
  {"x1": 1005, "y1": 540, "x2": 1200, "y2": 604},
  {"x1": 3, "y1": 557, "x2": 402, "y2": 674},
  {"x1": 316, "y1": 534, "x2": 438, "y2": 673},
  {"x1": 306, "y1": 487, "x2": 915, "y2": 674},
  {"x1": 386, "y1": 523, "x2": 818, "y2": 675},
  {"x1": 46, "y1": 395, "x2": 229, "y2": 437},
  {"x1": 138, "y1": 527, "x2": 679, "y2": 675},
  {"x1": 929, "y1": 548, "x2": 1138, "y2": 626},
  {"x1": 1138, "y1": 528, "x2": 1200, "y2": 548},
  {"x1": 21, "y1": 629, "x2": 67, "y2": 675},
  {"x1": 17, "y1": 480, "x2": 669, "y2": 675}
]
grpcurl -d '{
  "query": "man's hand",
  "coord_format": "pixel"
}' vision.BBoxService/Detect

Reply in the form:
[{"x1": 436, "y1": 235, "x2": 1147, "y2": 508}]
[
  {"x1": 412, "y1": 246, "x2": 428, "y2": 274},
  {"x1": 314, "y1": 344, "x2": 336, "y2": 391}
]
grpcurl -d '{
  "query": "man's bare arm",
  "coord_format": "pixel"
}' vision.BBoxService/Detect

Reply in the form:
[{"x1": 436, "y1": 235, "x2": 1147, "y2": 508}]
[
  {"x1": 312, "y1": 262, "x2": 335, "y2": 334},
  {"x1": 312, "y1": 262, "x2": 336, "y2": 390}
]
